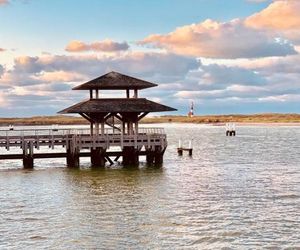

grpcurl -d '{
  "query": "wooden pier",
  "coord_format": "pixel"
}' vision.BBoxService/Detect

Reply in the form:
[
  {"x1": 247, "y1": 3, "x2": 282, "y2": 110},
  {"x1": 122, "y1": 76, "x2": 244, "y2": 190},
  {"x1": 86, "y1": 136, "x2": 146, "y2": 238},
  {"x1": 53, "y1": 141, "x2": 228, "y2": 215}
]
[
  {"x1": 0, "y1": 71, "x2": 176, "y2": 168},
  {"x1": 0, "y1": 127, "x2": 167, "y2": 168}
]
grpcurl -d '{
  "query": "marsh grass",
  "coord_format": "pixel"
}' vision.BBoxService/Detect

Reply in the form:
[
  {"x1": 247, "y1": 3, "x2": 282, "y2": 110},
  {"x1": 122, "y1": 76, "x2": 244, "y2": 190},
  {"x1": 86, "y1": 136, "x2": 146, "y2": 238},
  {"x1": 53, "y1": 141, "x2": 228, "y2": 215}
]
[{"x1": 0, "y1": 113, "x2": 300, "y2": 126}]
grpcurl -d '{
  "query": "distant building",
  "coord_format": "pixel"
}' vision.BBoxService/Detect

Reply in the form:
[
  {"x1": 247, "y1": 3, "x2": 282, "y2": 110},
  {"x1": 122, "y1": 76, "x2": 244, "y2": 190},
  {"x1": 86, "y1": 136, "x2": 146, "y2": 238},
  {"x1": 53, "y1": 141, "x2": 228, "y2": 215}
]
[{"x1": 188, "y1": 102, "x2": 194, "y2": 117}]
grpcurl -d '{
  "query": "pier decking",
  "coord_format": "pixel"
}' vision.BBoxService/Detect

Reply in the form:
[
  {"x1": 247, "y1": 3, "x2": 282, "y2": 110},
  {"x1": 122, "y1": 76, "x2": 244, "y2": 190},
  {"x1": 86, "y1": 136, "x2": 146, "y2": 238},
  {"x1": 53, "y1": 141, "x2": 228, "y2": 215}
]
[{"x1": 0, "y1": 127, "x2": 167, "y2": 168}]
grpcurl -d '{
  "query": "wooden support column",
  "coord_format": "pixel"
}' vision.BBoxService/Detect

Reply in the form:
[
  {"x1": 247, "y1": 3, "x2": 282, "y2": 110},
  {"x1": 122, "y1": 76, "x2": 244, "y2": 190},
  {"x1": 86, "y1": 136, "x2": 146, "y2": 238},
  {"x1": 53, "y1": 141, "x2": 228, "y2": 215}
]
[
  {"x1": 101, "y1": 122, "x2": 105, "y2": 135},
  {"x1": 66, "y1": 139, "x2": 80, "y2": 168},
  {"x1": 126, "y1": 89, "x2": 130, "y2": 98},
  {"x1": 146, "y1": 148, "x2": 155, "y2": 165},
  {"x1": 95, "y1": 122, "x2": 99, "y2": 135},
  {"x1": 135, "y1": 121, "x2": 138, "y2": 134},
  {"x1": 154, "y1": 146, "x2": 163, "y2": 166},
  {"x1": 23, "y1": 142, "x2": 34, "y2": 169},
  {"x1": 90, "y1": 89, "x2": 93, "y2": 99},
  {"x1": 122, "y1": 122, "x2": 126, "y2": 135},
  {"x1": 122, "y1": 146, "x2": 139, "y2": 166},
  {"x1": 90, "y1": 122, "x2": 94, "y2": 136},
  {"x1": 66, "y1": 147, "x2": 80, "y2": 168},
  {"x1": 91, "y1": 147, "x2": 106, "y2": 167},
  {"x1": 134, "y1": 89, "x2": 138, "y2": 98}
]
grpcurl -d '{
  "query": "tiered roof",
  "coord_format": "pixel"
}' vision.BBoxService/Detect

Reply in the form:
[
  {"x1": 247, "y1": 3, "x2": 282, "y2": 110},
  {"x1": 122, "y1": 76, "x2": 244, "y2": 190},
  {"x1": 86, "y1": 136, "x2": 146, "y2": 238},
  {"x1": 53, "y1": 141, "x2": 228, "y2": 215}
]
[
  {"x1": 73, "y1": 71, "x2": 157, "y2": 90},
  {"x1": 59, "y1": 98, "x2": 176, "y2": 114},
  {"x1": 59, "y1": 71, "x2": 176, "y2": 114}
]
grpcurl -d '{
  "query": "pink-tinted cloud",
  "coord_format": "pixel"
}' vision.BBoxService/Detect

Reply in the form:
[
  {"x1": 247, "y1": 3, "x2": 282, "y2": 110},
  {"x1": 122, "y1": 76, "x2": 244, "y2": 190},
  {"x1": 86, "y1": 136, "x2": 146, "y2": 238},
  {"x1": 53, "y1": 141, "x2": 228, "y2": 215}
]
[
  {"x1": 0, "y1": 48, "x2": 5, "y2": 52},
  {"x1": 65, "y1": 39, "x2": 129, "y2": 52},
  {"x1": 0, "y1": 0, "x2": 8, "y2": 5},
  {"x1": 246, "y1": 0, "x2": 300, "y2": 30},
  {"x1": 246, "y1": 0, "x2": 300, "y2": 44},
  {"x1": 140, "y1": 19, "x2": 296, "y2": 59},
  {"x1": 34, "y1": 71, "x2": 85, "y2": 83}
]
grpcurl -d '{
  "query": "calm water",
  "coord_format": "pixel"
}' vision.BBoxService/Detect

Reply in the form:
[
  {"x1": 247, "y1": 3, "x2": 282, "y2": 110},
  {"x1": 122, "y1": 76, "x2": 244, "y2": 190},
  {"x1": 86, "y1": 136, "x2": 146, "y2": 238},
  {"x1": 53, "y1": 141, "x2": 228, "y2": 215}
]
[{"x1": 0, "y1": 124, "x2": 299, "y2": 249}]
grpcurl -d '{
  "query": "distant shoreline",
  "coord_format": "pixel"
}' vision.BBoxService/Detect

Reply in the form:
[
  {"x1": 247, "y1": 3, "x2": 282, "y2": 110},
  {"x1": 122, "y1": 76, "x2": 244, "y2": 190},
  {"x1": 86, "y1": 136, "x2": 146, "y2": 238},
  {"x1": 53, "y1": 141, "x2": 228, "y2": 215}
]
[{"x1": 0, "y1": 114, "x2": 300, "y2": 127}]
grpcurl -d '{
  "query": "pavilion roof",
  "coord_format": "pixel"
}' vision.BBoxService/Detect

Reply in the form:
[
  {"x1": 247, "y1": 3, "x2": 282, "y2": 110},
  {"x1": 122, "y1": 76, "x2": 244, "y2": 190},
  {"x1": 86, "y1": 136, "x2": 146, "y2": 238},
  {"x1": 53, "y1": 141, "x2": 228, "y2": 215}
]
[
  {"x1": 58, "y1": 98, "x2": 176, "y2": 114},
  {"x1": 73, "y1": 71, "x2": 157, "y2": 90}
]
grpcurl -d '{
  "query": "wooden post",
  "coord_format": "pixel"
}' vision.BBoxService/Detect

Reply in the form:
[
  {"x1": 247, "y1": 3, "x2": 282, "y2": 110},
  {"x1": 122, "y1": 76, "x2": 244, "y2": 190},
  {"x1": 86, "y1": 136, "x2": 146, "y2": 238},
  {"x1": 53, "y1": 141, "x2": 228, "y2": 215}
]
[
  {"x1": 101, "y1": 122, "x2": 105, "y2": 135},
  {"x1": 90, "y1": 89, "x2": 93, "y2": 99},
  {"x1": 122, "y1": 146, "x2": 139, "y2": 166},
  {"x1": 134, "y1": 89, "x2": 138, "y2": 98},
  {"x1": 126, "y1": 89, "x2": 130, "y2": 98},
  {"x1": 146, "y1": 148, "x2": 155, "y2": 165},
  {"x1": 95, "y1": 122, "x2": 99, "y2": 135},
  {"x1": 90, "y1": 122, "x2": 94, "y2": 136},
  {"x1": 177, "y1": 148, "x2": 183, "y2": 156},
  {"x1": 66, "y1": 138, "x2": 80, "y2": 168},
  {"x1": 135, "y1": 121, "x2": 138, "y2": 135},
  {"x1": 23, "y1": 142, "x2": 34, "y2": 169},
  {"x1": 96, "y1": 89, "x2": 99, "y2": 99},
  {"x1": 91, "y1": 147, "x2": 106, "y2": 167},
  {"x1": 66, "y1": 147, "x2": 80, "y2": 168},
  {"x1": 154, "y1": 146, "x2": 163, "y2": 165}
]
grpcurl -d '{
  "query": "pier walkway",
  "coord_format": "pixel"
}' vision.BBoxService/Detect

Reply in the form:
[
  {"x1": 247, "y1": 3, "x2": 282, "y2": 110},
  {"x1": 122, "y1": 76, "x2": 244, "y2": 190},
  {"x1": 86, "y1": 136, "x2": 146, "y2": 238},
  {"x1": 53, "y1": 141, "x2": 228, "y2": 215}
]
[{"x1": 0, "y1": 127, "x2": 167, "y2": 168}]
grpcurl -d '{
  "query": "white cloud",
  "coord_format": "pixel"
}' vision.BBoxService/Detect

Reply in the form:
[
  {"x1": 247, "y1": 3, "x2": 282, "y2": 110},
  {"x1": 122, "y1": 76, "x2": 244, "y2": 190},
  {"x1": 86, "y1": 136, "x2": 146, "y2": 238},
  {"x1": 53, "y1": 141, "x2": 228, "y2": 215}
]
[
  {"x1": 140, "y1": 19, "x2": 296, "y2": 59},
  {"x1": 259, "y1": 94, "x2": 300, "y2": 102}
]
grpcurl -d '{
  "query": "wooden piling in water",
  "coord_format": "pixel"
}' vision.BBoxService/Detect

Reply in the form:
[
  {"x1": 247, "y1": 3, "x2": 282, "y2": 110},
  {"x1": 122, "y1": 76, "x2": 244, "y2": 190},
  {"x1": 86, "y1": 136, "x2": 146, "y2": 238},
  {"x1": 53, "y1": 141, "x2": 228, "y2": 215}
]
[
  {"x1": 91, "y1": 147, "x2": 106, "y2": 167},
  {"x1": 23, "y1": 142, "x2": 34, "y2": 169},
  {"x1": 177, "y1": 140, "x2": 193, "y2": 156},
  {"x1": 66, "y1": 147, "x2": 80, "y2": 168},
  {"x1": 123, "y1": 146, "x2": 139, "y2": 166},
  {"x1": 226, "y1": 123, "x2": 236, "y2": 136}
]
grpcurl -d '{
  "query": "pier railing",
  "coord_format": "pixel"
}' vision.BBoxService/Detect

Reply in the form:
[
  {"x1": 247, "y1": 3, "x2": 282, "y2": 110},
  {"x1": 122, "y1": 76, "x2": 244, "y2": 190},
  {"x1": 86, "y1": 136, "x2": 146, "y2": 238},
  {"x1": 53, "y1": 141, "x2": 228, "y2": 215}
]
[{"x1": 0, "y1": 127, "x2": 165, "y2": 138}]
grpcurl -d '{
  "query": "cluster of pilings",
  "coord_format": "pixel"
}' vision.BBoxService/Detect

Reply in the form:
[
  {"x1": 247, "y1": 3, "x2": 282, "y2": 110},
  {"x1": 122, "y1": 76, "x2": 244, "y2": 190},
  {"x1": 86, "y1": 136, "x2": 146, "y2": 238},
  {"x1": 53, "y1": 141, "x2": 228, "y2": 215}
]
[
  {"x1": 177, "y1": 140, "x2": 193, "y2": 156},
  {"x1": 64, "y1": 146, "x2": 164, "y2": 168},
  {"x1": 225, "y1": 123, "x2": 236, "y2": 137}
]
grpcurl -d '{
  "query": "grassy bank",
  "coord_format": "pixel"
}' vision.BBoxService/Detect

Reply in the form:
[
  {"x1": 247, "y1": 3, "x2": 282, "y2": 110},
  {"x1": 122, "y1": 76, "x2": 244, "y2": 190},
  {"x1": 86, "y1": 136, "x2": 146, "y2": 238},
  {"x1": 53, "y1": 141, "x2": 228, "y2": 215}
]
[
  {"x1": 0, "y1": 113, "x2": 300, "y2": 126},
  {"x1": 142, "y1": 114, "x2": 300, "y2": 124}
]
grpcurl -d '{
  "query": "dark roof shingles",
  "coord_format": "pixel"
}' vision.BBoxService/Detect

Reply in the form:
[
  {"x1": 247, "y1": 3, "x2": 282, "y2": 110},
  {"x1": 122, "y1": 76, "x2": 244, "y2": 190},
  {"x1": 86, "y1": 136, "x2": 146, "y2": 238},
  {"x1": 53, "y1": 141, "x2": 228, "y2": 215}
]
[
  {"x1": 73, "y1": 71, "x2": 157, "y2": 90},
  {"x1": 58, "y1": 98, "x2": 176, "y2": 114}
]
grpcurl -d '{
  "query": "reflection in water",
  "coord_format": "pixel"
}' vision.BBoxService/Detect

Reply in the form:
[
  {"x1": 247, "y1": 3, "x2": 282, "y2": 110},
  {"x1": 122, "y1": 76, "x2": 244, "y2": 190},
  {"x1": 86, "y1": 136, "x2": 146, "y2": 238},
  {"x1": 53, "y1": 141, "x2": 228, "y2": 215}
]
[{"x1": 0, "y1": 124, "x2": 299, "y2": 249}]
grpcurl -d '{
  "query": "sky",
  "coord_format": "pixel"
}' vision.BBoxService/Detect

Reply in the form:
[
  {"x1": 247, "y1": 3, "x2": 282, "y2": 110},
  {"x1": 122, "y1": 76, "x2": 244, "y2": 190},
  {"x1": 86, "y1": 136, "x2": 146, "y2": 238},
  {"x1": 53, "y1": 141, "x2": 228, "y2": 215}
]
[{"x1": 0, "y1": 0, "x2": 299, "y2": 116}]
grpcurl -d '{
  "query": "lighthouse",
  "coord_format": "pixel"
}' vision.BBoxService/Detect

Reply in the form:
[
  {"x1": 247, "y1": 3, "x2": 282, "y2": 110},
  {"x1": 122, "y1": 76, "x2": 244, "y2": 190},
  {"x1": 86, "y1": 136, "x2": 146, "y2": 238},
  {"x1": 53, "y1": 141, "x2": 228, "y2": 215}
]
[{"x1": 188, "y1": 102, "x2": 194, "y2": 118}]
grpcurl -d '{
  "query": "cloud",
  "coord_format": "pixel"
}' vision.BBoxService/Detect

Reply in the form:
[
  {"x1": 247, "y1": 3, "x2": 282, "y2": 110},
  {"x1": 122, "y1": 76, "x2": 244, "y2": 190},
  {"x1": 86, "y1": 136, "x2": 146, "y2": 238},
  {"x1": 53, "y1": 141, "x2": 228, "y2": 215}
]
[
  {"x1": 0, "y1": 65, "x2": 4, "y2": 77},
  {"x1": 65, "y1": 39, "x2": 129, "y2": 52},
  {"x1": 247, "y1": 0, "x2": 269, "y2": 2},
  {"x1": 175, "y1": 84, "x2": 269, "y2": 99},
  {"x1": 4, "y1": 52, "x2": 198, "y2": 85},
  {"x1": 0, "y1": 51, "x2": 199, "y2": 115},
  {"x1": 246, "y1": 0, "x2": 300, "y2": 44},
  {"x1": 259, "y1": 94, "x2": 300, "y2": 102},
  {"x1": 140, "y1": 19, "x2": 297, "y2": 59},
  {"x1": 33, "y1": 71, "x2": 85, "y2": 83},
  {"x1": 185, "y1": 63, "x2": 266, "y2": 90},
  {"x1": 0, "y1": 48, "x2": 5, "y2": 52},
  {"x1": 246, "y1": 0, "x2": 300, "y2": 30},
  {"x1": 0, "y1": 0, "x2": 8, "y2": 5}
]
